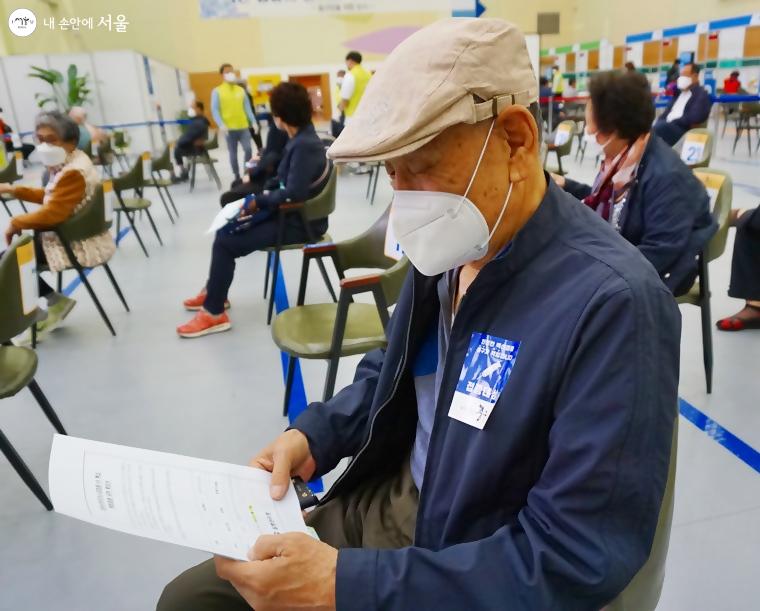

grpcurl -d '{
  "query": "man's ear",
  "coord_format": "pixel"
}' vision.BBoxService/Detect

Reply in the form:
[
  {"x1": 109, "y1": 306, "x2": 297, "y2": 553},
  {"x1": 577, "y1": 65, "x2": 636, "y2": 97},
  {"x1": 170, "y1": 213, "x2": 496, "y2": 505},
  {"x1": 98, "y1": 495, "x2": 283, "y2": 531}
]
[{"x1": 496, "y1": 105, "x2": 539, "y2": 183}]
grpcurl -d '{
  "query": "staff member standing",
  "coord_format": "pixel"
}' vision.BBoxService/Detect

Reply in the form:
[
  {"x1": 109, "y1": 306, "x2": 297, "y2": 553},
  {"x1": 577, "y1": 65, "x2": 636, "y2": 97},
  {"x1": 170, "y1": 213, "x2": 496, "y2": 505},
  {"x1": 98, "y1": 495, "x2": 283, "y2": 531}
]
[
  {"x1": 338, "y1": 51, "x2": 371, "y2": 125},
  {"x1": 212, "y1": 63, "x2": 257, "y2": 188},
  {"x1": 160, "y1": 18, "x2": 680, "y2": 611}
]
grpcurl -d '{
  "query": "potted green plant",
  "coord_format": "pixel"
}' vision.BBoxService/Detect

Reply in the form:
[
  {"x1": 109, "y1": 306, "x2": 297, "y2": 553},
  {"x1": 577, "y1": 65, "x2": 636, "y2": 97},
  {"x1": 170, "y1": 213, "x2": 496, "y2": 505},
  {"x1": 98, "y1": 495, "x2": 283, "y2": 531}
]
[{"x1": 28, "y1": 63, "x2": 92, "y2": 111}]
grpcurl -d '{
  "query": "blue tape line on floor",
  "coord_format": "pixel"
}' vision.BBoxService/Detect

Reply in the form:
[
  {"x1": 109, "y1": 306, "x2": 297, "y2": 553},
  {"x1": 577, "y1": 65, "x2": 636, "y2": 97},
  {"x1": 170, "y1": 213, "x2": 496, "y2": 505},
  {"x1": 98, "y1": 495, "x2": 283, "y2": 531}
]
[
  {"x1": 679, "y1": 398, "x2": 760, "y2": 474},
  {"x1": 271, "y1": 257, "x2": 324, "y2": 494},
  {"x1": 61, "y1": 227, "x2": 131, "y2": 297}
]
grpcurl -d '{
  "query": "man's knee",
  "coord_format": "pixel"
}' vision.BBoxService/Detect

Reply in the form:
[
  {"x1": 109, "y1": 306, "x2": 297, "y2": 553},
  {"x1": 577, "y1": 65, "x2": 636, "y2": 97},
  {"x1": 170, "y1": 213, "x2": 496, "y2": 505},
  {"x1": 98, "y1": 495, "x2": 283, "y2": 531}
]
[
  {"x1": 156, "y1": 565, "x2": 206, "y2": 611},
  {"x1": 156, "y1": 559, "x2": 248, "y2": 611}
]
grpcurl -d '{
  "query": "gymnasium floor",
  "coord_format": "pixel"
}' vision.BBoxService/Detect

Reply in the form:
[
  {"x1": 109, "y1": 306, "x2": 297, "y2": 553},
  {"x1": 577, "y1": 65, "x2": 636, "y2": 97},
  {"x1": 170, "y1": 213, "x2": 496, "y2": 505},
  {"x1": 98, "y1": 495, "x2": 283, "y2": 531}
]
[{"x1": 0, "y1": 129, "x2": 758, "y2": 610}]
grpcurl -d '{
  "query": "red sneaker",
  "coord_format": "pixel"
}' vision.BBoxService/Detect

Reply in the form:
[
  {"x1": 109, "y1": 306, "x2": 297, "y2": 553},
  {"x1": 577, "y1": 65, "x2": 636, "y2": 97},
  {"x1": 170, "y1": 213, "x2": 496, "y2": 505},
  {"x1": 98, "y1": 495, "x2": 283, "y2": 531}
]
[
  {"x1": 183, "y1": 288, "x2": 230, "y2": 311},
  {"x1": 177, "y1": 310, "x2": 231, "y2": 338}
]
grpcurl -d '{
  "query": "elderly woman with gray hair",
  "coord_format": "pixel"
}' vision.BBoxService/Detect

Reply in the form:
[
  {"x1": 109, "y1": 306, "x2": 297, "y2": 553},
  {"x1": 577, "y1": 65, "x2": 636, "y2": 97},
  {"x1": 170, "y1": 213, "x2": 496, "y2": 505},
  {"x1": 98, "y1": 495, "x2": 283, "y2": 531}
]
[{"x1": 0, "y1": 110, "x2": 114, "y2": 335}]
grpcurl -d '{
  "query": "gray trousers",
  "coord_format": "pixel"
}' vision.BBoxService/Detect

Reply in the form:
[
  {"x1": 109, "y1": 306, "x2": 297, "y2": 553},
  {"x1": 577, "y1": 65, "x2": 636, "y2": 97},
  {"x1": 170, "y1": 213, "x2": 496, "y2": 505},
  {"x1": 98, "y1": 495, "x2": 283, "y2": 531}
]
[
  {"x1": 156, "y1": 459, "x2": 418, "y2": 610},
  {"x1": 226, "y1": 129, "x2": 252, "y2": 180}
]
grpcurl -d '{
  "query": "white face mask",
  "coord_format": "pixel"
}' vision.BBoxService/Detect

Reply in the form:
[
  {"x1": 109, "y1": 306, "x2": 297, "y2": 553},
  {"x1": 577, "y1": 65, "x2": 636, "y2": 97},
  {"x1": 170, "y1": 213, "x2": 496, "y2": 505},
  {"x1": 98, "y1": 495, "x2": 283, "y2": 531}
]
[
  {"x1": 583, "y1": 127, "x2": 612, "y2": 156},
  {"x1": 677, "y1": 75, "x2": 692, "y2": 91},
  {"x1": 187, "y1": 108, "x2": 197, "y2": 117},
  {"x1": 35, "y1": 142, "x2": 67, "y2": 167},
  {"x1": 390, "y1": 119, "x2": 514, "y2": 277},
  {"x1": 223, "y1": 72, "x2": 236, "y2": 83}
]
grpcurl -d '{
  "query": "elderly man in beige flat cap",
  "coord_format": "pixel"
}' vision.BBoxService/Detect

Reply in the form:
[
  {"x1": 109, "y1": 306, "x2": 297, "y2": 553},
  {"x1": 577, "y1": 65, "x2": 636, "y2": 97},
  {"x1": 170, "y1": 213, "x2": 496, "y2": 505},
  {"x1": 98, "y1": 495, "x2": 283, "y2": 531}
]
[{"x1": 158, "y1": 18, "x2": 679, "y2": 611}]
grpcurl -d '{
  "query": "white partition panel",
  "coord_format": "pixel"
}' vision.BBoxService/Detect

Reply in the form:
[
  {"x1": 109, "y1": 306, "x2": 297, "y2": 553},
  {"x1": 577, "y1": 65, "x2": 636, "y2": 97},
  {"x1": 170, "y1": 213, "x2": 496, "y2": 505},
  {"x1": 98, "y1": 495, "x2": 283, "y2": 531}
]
[
  {"x1": 2, "y1": 54, "x2": 49, "y2": 134},
  {"x1": 149, "y1": 57, "x2": 187, "y2": 145},
  {"x1": 91, "y1": 50, "x2": 154, "y2": 156}
]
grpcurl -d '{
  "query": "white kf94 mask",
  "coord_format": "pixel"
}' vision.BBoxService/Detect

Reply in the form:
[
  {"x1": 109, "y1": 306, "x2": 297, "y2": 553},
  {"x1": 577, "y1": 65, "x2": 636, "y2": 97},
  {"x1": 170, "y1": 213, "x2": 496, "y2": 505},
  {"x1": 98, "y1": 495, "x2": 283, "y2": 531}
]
[{"x1": 390, "y1": 119, "x2": 514, "y2": 276}]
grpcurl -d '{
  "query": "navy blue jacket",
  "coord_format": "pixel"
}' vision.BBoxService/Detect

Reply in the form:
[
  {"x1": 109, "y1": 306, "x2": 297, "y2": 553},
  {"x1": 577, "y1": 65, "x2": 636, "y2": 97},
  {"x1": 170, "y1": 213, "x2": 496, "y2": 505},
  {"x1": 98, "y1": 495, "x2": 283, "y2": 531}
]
[
  {"x1": 655, "y1": 85, "x2": 712, "y2": 131},
  {"x1": 256, "y1": 122, "x2": 329, "y2": 212},
  {"x1": 293, "y1": 181, "x2": 680, "y2": 610},
  {"x1": 564, "y1": 135, "x2": 717, "y2": 296}
]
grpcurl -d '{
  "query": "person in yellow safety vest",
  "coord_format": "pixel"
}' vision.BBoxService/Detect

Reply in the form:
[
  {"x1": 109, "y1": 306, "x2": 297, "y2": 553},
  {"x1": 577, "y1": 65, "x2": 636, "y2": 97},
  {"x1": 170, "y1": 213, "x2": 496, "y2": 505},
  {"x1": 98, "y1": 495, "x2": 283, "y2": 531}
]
[
  {"x1": 551, "y1": 65, "x2": 564, "y2": 98},
  {"x1": 338, "y1": 51, "x2": 372, "y2": 125},
  {"x1": 212, "y1": 63, "x2": 258, "y2": 188}
]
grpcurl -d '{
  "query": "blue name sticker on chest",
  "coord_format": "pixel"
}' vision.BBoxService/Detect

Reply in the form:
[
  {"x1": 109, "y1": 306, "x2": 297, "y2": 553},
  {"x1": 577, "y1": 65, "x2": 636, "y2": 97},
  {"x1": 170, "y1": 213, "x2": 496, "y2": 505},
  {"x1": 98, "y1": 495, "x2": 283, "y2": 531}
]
[{"x1": 448, "y1": 333, "x2": 521, "y2": 430}]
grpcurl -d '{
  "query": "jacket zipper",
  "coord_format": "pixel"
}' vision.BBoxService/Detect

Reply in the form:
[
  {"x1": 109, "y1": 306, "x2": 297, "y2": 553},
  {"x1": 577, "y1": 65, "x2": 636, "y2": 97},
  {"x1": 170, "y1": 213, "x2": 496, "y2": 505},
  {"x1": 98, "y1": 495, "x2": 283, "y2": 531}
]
[{"x1": 319, "y1": 278, "x2": 417, "y2": 505}]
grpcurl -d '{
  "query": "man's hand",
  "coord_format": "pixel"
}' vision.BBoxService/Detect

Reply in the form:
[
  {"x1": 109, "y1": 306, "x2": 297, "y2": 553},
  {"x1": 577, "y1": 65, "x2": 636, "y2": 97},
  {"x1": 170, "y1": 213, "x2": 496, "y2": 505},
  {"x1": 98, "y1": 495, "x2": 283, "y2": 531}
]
[
  {"x1": 0, "y1": 182, "x2": 14, "y2": 195},
  {"x1": 337, "y1": 100, "x2": 347, "y2": 112},
  {"x1": 215, "y1": 533, "x2": 337, "y2": 611},
  {"x1": 250, "y1": 429, "x2": 316, "y2": 500},
  {"x1": 4, "y1": 223, "x2": 20, "y2": 246},
  {"x1": 549, "y1": 173, "x2": 566, "y2": 189}
]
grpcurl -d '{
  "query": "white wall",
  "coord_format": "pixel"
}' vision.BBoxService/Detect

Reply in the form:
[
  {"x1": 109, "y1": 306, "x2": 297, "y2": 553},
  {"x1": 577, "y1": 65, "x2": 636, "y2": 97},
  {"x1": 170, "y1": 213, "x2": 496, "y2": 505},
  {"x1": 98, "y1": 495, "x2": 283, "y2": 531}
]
[{"x1": 0, "y1": 50, "x2": 188, "y2": 156}]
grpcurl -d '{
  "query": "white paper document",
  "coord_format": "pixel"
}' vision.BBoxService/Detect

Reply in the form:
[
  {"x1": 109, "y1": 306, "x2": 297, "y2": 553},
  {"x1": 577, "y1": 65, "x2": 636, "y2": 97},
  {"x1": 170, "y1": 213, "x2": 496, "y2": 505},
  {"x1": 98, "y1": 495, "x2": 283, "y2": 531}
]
[
  {"x1": 206, "y1": 201, "x2": 243, "y2": 234},
  {"x1": 49, "y1": 435, "x2": 307, "y2": 560}
]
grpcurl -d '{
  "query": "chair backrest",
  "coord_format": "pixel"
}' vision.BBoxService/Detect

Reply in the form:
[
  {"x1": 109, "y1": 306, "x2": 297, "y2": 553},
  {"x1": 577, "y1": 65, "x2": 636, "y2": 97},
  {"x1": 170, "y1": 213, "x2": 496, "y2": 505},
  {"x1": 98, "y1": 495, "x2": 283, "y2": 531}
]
[
  {"x1": 113, "y1": 130, "x2": 128, "y2": 149},
  {"x1": 336, "y1": 205, "x2": 399, "y2": 273},
  {"x1": 55, "y1": 182, "x2": 111, "y2": 243},
  {"x1": 693, "y1": 168, "x2": 732, "y2": 263},
  {"x1": 679, "y1": 128, "x2": 713, "y2": 168},
  {"x1": 0, "y1": 235, "x2": 40, "y2": 342},
  {"x1": 553, "y1": 120, "x2": 576, "y2": 156},
  {"x1": 112, "y1": 154, "x2": 145, "y2": 192},
  {"x1": 304, "y1": 165, "x2": 337, "y2": 221},
  {"x1": 605, "y1": 418, "x2": 678, "y2": 611},
  {"x1": 0, "y1": 151, "x2": 23, "y2": 183},
  {"x1": 205, "y1": 131, "x2": 219, "y2": 151},
  {"x1": 151, "y1": 143, "x2": 172, "y2": 172},
  {"x1": 96, "y1": 135, "x2": 114, "y2": 164}
]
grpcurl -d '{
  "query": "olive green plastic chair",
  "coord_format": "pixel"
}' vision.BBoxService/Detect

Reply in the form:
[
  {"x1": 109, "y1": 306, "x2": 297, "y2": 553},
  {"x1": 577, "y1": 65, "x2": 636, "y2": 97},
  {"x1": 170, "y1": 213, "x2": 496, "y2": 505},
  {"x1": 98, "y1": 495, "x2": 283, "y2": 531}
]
[
  {"x1": 676, "y1": 168, "x2": 733, "y2": 394},
  {"x1": 91, "y1": 135, "x2": 116, "y2": 177},
  {"x1": 272, "y1": 205, "x2": 409, "y2": 413},
  {"x1": 0, "y1": 152, "x2": 27, "y2": 216},
  {"x1": 112, "y1": 153, "x2": 162, "y2": 257},
  {"x1": 142, "y1": 143, "x2": 179, "y2": 223},
  {"x1": 604, "y1": 418, "x2": 677, "y2": 611},
  {"x1": 189, "y1": 131, "x2": 222, "y2": 191},
  {"x1": 0, "y1": 235, "x2": 67, "y2": 510},
  {"x1": 679, "y1": 128, "x2": 714, "y2": 169},
  {"x1": 264, "y1": 166, "x2": 338, "y2": 324},
  {"x1": 45, "y1": 183, "x2": 130, "y2": 336},
  {"x1": 544, "y1": 120, "x2": 576, "y2": 175},
  {"x1": 732, "y1": 101, "x2": 760, "y2": 155},
  {"x1": 112, "y1": 130, "x2": 130, "y2": 171}
]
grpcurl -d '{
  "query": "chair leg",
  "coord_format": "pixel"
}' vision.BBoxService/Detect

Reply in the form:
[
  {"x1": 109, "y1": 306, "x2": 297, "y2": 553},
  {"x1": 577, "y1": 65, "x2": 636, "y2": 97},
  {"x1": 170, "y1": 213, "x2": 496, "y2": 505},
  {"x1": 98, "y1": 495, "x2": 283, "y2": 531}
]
[
  {"x1": 102, "y1": 263, "x2": 130, "y2": 312},
  {"x1": 283, "y1": 356, "x2": 296, "y2": 417},
  {"x1": 699, "y1": 258, "x2": 713, "y2": 394},
  {"x1": 267, "y1": 249, "x2": 281, "y2": 325},
  {"x1": 76, "y1": 266, "x2": 116, "y2": 336},
  {"x1": 31, "y1": 322, "x2": 37, "y2": 349},
  {"x1": 189, "y1": 156, "x2": 197, "y2": 192},
  {"x1": 56, "y1": 271, "x2": 62, "y2": 293},
  {"x1": 263, "y1": 251, "x2": 272, "y2": 298},
  {"x1": 153, "y1": 182, "x2": 174, "y2": 224},
  {"x1": 370, "y1": 167, "x2": 380, "y2": 205},
  {"x1": 323, "y1": 355, "x2": 340, "y2": 402},
  {"x1": 163, "y1": 185, "x2": 179, "y2": 217},
  {"x1": 207, "y1": 156, "x2": 222, "y2": 190},
  {"x1": 144, "y1": 209, "x2": 164, "y2": 246},
  {"x1": 0, "y1": 428, "x2": 53, "y2": 510},
  {"x1": 27, "y1": 379, "x2": 66, "y2": 434},
  {"x1": 366, "y1": 165, "x2": 374, "y2": 199},
  {"x1": 2, "y1": 199, "x2": 11, "y2": 217},
  {"x1": 557, "y1": 152, "x2": 564, "y2": 176},
  {"x1": 122, "y1": 210, "x2": 150, "y2": 257},
  {"x1": 315, "y1": 257, "x2": 337, "y2": 302}
]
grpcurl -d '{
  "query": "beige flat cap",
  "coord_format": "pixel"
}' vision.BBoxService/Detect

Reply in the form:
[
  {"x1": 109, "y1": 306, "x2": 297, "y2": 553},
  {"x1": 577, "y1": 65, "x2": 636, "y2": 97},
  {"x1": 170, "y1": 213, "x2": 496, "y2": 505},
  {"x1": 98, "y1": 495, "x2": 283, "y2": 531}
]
[{"x1": 328, "y1": 18, "x2": 538, "y2": 163}]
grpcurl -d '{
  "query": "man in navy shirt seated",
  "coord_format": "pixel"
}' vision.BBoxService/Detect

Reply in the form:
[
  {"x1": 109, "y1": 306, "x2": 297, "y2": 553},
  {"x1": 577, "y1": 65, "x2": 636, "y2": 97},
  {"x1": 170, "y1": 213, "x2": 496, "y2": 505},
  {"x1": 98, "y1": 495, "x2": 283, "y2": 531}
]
[
  {"x1": 159, "y1": 18, "x2": 680, "y2": 610},
  {"x1": 653, "y1": 62, "x2": 712, "y2": 146}
]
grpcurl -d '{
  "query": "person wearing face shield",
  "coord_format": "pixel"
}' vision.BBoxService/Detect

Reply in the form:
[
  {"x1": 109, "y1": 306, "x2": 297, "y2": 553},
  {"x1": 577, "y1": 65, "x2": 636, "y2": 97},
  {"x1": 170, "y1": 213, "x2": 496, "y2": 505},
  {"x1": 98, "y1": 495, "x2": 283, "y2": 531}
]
[
  {"x1": 555, "y1": 70, "x2": 717, "y2": 297},
  {"x1": 0, "y1": 111, "x2": 114, "y2": 336},
  {"x1": 211, "y1": 63, "x2": 258, "y2": 188},
  {"x1": 653, "y1": 62, "x2": 713, "y2": 146},
  {"x1": 159, "y1": 19, "x2": 681, "y2": 611}
]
